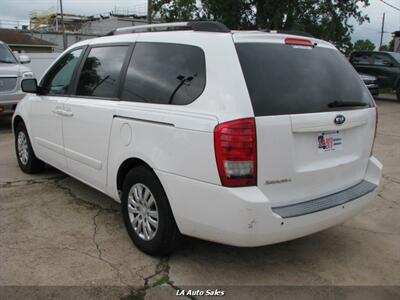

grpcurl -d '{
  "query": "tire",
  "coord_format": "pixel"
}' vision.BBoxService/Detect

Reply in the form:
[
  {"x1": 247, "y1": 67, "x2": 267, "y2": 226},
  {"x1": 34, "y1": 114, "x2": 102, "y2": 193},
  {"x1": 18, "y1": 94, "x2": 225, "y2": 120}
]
[
  {"x1": 14, "y1": 122, "x2": 45, "y2": 174},
  {"x1": 396, "y1": 87, "x2": 400, "y2": 102},
  {"x1": 121, "y1": 166, "x2": 182, "y2": 256}
]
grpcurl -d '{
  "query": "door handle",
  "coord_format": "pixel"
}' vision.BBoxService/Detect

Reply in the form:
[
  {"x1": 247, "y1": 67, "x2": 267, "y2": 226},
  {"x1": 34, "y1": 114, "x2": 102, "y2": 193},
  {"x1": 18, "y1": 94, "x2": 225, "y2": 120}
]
[
  {"x1": 52, "y1": 109, "x2": 73, "y2": 117},
  {"x1": 52, "y1": 108, "x2": 63, "y2": 116},
  {"x1": 63, "y1": 110, "x2": 74, "y2": 117}
]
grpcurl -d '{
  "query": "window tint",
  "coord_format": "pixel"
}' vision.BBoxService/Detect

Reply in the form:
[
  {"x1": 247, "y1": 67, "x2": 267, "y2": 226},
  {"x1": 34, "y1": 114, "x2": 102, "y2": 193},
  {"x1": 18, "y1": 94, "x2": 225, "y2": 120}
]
[
  {"x1": 41, "y1": 49, "x2": 82, "y2": 95},
  {"x1": 350, "y1": 52, "x2": 372, "y2": 65},
  {"x1": 76, "y1": 46, "x2": 129, "y2": 98},
  {"x1": 121, "y1": 42, "x2": 206, "y2": 105},
  {"x1": 373, "y1": 53, "x2": 394, "y2": 66},
  {"x1": 236, "y1": 43, "x2": 373, "y2": 116}
]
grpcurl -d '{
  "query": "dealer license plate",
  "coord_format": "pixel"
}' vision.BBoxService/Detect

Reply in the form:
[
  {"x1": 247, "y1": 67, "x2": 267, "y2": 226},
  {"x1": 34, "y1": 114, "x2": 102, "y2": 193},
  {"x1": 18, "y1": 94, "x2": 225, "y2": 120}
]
[{"x1": 317, "y1": 131, "x2": 343, "y2": 153}]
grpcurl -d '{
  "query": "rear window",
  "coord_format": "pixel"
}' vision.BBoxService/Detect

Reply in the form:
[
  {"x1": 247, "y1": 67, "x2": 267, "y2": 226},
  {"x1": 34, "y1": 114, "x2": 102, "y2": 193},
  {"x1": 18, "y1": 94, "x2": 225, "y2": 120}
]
[{"x1": 236, "y1": 43, "x2": 373, "y2": 116}]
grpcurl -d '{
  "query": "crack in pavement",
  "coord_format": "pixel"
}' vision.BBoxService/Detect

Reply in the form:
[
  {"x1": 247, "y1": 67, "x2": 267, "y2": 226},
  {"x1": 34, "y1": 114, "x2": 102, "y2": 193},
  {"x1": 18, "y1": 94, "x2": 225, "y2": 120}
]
[
  {"x1": 91, "y1": 209, "x2": 127, "y2": 287},
  {"x1": 0, "y1": 175, "x2": 66, "y2": 189},
  {"x1": 130, "y1": 256, "x2": 195, "y2": 300},
  {"x1": 383, "y1": 175, "x2": 400, "y2": 186},
  {"x1": 54, "y1": 178, "x2": 119, "y2": 212},
  {"x1": 341, "y1": 225, "x2": 399, "y2": 236}
]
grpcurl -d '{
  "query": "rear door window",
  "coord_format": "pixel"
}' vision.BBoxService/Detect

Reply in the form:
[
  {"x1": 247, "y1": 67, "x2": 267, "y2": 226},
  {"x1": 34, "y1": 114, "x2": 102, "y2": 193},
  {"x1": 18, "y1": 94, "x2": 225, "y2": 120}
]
[
  {"x1": 121, "y1": 42, "x2": 206, "y2": 105},
  {"x1": 76, "y1": 46, "x2": 129, "y2": 98},
  {"x1": 350, "y1": 52, "x2": 373, "y2": 65},
  {"x1": 236, "y1": 43, "x2": 373, "y2": 116}
]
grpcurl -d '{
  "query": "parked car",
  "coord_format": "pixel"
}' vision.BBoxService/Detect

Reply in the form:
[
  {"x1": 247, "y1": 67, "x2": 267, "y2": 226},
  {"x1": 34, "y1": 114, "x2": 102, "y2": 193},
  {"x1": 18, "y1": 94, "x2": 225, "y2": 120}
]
[
  {"x1": 13, "y1": 22, "x2": 382, "y2": 255},
  {"x1": 0, "y1": 41, "x2": 34, "y2": 115},
  {"x1": 359, "y1": 73, "x2": 379, "y2": 96},
  {"x1": 350, "y1": 50, "x2": 400, "y2": 100}
]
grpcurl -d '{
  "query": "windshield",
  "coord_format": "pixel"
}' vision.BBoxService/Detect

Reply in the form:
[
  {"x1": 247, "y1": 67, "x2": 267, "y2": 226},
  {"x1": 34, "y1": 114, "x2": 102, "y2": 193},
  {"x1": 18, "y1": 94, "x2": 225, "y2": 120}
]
[
  {"x1": 235, "y1": 43, "x2": 373, "y2": 116},
  {"x1": 0, "y1": 44, "x2": 17, "y2": 64}
]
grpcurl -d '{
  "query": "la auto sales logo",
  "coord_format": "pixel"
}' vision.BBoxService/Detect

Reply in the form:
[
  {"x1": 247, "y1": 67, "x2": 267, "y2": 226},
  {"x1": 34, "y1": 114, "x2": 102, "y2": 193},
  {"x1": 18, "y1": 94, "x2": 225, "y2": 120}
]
[{"x1": 176, "y1": 288, "x2": 225, "y2": 297}]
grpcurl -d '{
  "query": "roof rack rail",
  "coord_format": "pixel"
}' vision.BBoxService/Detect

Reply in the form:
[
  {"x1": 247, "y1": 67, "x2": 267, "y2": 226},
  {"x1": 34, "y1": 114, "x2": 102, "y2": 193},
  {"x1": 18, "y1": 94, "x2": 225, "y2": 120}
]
[{"x1": 106, "y1": 21, "x2": 230, "y2": 36}]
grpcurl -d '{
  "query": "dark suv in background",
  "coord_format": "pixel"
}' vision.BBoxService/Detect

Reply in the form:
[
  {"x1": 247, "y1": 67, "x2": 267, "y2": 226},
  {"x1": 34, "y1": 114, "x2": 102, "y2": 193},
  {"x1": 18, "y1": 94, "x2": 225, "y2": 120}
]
[{"x1": 350, "y1": 51, "x2": 400, "y2": 101}]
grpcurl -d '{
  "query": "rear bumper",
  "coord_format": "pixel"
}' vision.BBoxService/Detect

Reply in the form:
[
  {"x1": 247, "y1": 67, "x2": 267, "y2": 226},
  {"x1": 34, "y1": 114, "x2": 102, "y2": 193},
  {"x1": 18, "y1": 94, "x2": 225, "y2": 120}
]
[{"x1": 156, "y1": 156, "x2": 382, "y2": 247}]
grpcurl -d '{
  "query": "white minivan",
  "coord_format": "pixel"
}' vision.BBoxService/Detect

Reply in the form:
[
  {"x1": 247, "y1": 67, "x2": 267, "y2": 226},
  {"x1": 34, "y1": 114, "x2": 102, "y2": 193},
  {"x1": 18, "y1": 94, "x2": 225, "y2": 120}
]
[{"x1": 13, "y1": 22, "x2": 382, "y2": 255}]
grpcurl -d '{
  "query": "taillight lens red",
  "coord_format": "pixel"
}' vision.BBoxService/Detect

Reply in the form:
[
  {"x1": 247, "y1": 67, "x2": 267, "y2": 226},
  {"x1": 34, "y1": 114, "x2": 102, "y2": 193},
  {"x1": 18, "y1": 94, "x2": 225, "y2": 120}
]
[
  {"x1": 214, "y1": 118, "x2": 257, "y2": 187},
  {"x1": 370, "y1": 107, "x2": 378, "y2": 156}
]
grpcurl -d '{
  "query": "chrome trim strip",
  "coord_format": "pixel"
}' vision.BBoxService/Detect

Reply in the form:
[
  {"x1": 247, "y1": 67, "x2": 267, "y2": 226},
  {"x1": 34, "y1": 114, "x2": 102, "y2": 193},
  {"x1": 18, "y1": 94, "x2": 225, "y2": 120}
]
[
  {"x1": 114, "y1": 115, "x2": 175, "y2": 127},
  {"x1": 272, "y1": 180, "x2": 377, "y2": 219}
]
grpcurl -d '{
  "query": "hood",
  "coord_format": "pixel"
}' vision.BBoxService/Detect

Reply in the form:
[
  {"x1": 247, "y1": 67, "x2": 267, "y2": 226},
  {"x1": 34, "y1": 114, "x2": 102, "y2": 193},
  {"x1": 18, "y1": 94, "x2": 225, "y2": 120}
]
[{"x1": 0, "y1": 63, "x2": 32, "y2": 77}]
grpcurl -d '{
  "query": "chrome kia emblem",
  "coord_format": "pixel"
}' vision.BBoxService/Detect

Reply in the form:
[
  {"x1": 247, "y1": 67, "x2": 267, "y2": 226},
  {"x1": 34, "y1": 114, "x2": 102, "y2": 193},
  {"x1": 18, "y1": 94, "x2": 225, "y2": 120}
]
[{"x1": 334, "y1": 115, "x2": 346, "y2": 125}]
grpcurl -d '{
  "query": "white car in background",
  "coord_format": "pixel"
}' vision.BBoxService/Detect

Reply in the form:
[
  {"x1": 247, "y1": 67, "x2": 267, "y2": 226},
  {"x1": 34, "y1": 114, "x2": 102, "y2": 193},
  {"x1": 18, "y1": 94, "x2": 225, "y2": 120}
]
[
  {"x1": 0, "y1": 41, "x2": 33, "y2": 115},
  {"x1": 13, "y1": 22, "x2": 382, "y2": 256}
]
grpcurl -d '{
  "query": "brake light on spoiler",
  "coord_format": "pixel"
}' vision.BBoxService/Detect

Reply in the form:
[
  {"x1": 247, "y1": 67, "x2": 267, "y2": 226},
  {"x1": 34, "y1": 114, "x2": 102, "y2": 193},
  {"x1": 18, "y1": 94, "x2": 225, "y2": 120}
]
[{"x1": 285, "y1": 38, "x2": 314, "y2": 47}]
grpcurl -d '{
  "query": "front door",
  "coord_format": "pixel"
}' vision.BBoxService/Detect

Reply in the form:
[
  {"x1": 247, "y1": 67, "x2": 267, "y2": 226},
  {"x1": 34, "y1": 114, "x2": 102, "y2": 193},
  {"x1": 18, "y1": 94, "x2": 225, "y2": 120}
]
[{"x1": 29, "y1": 48, "x2": 83, "y2": 170}]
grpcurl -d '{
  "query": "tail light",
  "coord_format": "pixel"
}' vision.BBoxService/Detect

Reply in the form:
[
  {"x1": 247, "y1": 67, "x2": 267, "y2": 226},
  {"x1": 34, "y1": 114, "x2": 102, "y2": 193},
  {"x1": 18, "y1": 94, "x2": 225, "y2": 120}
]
[
  {"x1": 285, "y1": 38, "x2": 314, "y2": 47},
  {"x1": 370, "y1": 107, "x2": 378, "y2": 156},
  {"x1": 214, "y1": 118, "x2": 257, "y2": 187}
]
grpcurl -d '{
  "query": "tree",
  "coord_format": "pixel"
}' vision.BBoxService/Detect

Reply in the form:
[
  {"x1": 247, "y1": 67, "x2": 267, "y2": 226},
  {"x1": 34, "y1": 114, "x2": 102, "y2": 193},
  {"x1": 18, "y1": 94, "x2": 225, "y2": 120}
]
[
  {"x1": 152, "y1": 0, "x2": 198, "y2": 22},
  {"x1": 253, "y1": 0, "x2": 370, "y2": 52},
  {"x1": 353, "y1": 39, "x2": 376, "y2": 51},
  {"x1": 152, "y1": 0, "x2": 371, "y2": 50},
  {"x1": 199, "y1": 0, "x2": 254, "y2": 29},
  {"x1": 380, "y1": 38, "x2": 395, "y2": 51}
]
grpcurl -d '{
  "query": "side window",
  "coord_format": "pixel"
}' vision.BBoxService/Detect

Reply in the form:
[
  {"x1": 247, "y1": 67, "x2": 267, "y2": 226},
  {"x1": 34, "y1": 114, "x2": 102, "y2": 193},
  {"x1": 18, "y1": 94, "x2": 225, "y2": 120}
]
[
  {"x1": 121, "y1": 42, "x2": 206, "y2": 105},
  {"x1": 350, "y1": 53, "x2": 372, "y2": 65},
  {"x1": 373, "y1": 53, "x2": 395, "y2": 66},
  {"x1": 41, "y1": 48, "x2": 83, "y2": 95},
  {"x1": 76, "y1": 46, "x2": 129, "y2": 98}
]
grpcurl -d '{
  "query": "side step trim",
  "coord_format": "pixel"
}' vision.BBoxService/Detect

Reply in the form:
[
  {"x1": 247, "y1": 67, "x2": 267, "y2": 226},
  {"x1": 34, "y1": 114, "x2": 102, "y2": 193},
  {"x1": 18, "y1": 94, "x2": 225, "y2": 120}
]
[{"x1": 272, "y1": 180, "x2": 377, "y2": 219}]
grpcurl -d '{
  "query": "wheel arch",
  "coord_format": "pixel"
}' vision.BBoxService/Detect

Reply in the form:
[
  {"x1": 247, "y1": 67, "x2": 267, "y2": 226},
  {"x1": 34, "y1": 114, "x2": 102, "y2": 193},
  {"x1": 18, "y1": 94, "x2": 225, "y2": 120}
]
[
  {"x1": 12, "y1": 115, "x2": 25, "y2": 134},
  {"x1": 116, "y1": 157, "x2": 153, "y2": 192}
]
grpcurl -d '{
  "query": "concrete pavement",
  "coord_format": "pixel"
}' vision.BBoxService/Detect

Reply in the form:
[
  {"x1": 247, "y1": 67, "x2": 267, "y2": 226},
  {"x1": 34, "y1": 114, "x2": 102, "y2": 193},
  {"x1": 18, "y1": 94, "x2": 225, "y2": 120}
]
[{"x1": 0, "y1": 97, "x2": 399, "y2": 299}]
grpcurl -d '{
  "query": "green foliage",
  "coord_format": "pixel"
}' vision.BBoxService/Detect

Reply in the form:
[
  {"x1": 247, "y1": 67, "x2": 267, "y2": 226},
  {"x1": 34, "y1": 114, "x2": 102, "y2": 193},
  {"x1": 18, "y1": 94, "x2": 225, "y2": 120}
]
[
  {"x1": 151, "y1": 0, "x2": 371, "y2": 50},
  {"x1": 152, "y1": 0, "x2": 197, "y2": 21},
  {"x1": 381, "y1": 38, "x2": 395, "y2": 51},
  {"x1": 353, "y1": 39, "x2": 376, "y2": 51}
]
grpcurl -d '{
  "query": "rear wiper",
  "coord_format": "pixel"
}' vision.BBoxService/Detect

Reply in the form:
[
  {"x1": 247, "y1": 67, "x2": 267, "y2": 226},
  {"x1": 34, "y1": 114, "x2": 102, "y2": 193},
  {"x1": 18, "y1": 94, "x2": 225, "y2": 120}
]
[{"x1": 328, "y1": 100, "x2": 370, "y2": 108}]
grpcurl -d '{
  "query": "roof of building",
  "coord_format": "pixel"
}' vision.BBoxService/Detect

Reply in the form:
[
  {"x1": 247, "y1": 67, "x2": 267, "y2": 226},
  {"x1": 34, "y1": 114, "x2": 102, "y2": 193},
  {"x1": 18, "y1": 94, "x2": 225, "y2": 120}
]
[{"x1": 0, "y1": 29, "x2": 56, "y2": 47}]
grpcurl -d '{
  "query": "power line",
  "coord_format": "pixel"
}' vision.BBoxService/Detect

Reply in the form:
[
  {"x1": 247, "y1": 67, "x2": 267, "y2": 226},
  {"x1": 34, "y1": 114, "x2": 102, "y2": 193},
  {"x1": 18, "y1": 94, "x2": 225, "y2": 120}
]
[{"x1": 379, "y1": 0, "x2": 400, "y2": 12}]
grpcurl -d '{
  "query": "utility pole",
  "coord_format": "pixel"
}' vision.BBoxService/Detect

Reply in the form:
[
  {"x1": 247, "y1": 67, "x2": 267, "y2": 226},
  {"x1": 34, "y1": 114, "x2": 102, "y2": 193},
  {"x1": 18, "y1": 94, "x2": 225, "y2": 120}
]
[
  {"x1": 147, "y1": 0, "x2": 152, "y2": 24},
  {"x1": 55, "y1": 0, "x2": 59, "y2": 31},
  {"x1": 59, "y1": 0, "x2": 67, "y2": 50},
  {"x1": 380, "y1": 12, "x2": 386, "y2": 50}
]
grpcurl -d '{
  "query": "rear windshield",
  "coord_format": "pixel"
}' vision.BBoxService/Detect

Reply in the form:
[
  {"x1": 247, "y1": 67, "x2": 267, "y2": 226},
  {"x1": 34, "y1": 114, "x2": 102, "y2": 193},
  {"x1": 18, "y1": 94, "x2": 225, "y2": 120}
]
[{"x1": 235, "y1": 43, "x2": 373, "y2": 116}]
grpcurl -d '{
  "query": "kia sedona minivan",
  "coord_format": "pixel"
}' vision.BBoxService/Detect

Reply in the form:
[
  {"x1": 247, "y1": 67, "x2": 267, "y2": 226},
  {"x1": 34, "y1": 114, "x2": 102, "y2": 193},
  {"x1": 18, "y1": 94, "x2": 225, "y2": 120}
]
[{"x1": 13, "y1": 22, "x2": 382, "y2": 255}]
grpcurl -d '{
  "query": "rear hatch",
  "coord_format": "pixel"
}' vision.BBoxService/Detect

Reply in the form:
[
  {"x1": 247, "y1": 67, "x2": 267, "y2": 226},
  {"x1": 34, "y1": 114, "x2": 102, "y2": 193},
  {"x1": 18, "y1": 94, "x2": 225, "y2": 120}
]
[{"x1": 234, "y1": 35, "x2": 376, "y2": 207}]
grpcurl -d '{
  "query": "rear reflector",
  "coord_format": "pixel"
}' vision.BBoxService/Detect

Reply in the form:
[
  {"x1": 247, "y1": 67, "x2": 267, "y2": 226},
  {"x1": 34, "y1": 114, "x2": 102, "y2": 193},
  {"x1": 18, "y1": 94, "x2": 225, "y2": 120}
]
[
  {"x1": 0, "y1": 107, "x2": 4, "y2": 113},
  {"x1": 285, "y1": 38, "x2": 314, "y2": 47},
  {"x1": 214, "y1": 118, "x2": 257, "y2": 187}
]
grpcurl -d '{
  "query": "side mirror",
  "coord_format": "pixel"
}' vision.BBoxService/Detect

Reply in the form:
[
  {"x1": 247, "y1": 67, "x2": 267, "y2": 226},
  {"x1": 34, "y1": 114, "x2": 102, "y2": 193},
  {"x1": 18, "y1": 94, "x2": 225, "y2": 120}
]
[
  {"x1": 19, "y1": 55, "x2": 31, "y2": 64},
  {"x1": 21, "y1": 79, "x2": 38, "y2": 93}
]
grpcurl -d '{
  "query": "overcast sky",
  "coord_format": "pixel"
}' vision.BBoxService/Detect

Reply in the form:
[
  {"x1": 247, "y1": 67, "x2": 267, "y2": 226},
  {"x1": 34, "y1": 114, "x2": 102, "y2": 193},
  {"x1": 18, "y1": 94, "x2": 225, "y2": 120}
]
[{"x1": 0, "y1": 0, "x2": 399, "y2": 48}]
